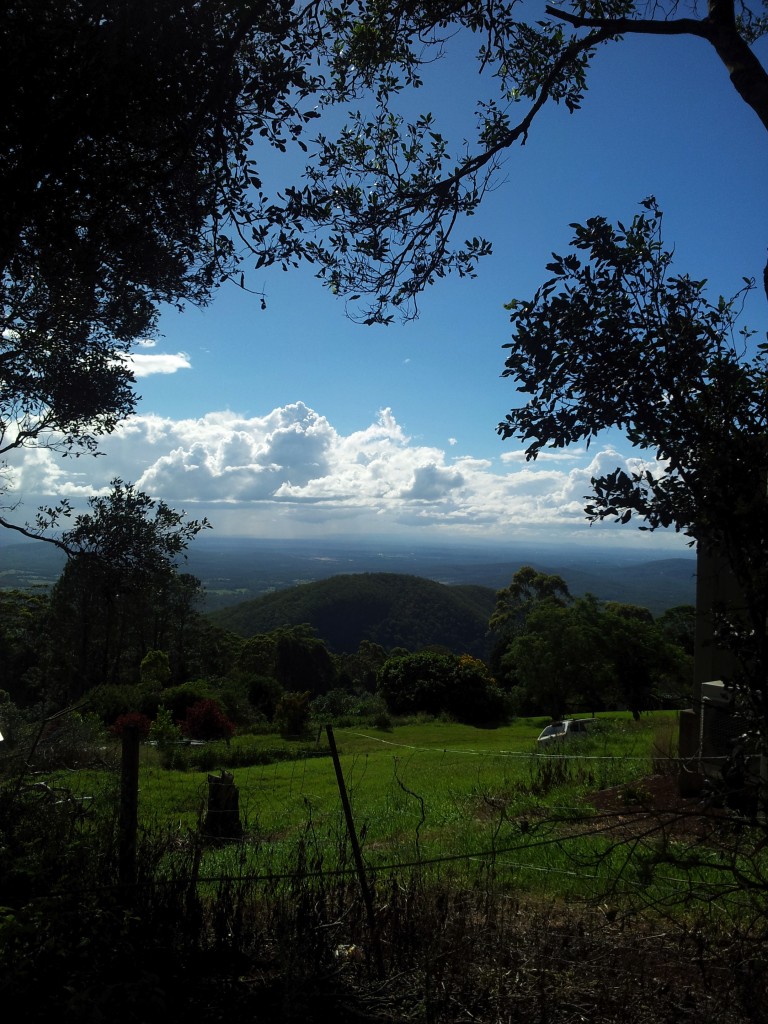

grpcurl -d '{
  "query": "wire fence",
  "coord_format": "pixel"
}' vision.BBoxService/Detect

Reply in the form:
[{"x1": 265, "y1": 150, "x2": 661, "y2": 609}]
[{"x1": 2, "y1": 712, "x2": 761, "y2": 925}]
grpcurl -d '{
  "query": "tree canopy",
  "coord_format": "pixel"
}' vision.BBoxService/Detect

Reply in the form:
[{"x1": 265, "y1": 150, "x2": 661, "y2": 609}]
[
  {"x1": 267, "y1": 0, "x2": 768, "y2": 324},
  {"x1": 3, "y1": 0, "x2": 766, "y2": 538},
  {"x1": 500, "y1": 591, "x2": 692, "y2": 718},
  {"x1": 1, "y1": 0, "x2": 319, "y2": 531},
  {"x1": 48, "y1": 480, "x2": 210, "y2": 694},
  {"x1": 496, "y1": 201, "x2": 767, "y2": 714},
  {"x1": 377, "y1": 650, "x2": 507, "y2": 724},
  {"x1": 498, "y1": 199, "x2": 768, "y2": 543}
]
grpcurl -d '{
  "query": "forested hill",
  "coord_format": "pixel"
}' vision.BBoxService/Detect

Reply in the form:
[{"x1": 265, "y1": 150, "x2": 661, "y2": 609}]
[{"x1": 207, "y1": 573, "x2": 497, "y2": 657}]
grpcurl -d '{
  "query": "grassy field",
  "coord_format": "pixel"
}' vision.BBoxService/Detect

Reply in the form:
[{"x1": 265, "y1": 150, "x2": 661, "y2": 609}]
[
  {"x1": 136, "y1": 713, "x2": 662, "y2": 830},
  {"x1": 108, "y1": 711, "x2": 720, "y2": 909},
  {"x1": 47, "y1": 710, "x2": 763, "y2": 921}
]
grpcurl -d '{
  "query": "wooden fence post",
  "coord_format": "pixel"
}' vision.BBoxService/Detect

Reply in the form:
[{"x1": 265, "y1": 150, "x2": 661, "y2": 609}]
[{"x1": 204, "y1": 770, "x2": 242, "y2": 839}]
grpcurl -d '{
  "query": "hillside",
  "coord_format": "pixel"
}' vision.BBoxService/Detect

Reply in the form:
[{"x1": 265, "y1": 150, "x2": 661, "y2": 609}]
[{"x1": 208, "y1": 572, "x2": 497, "y2": 657}]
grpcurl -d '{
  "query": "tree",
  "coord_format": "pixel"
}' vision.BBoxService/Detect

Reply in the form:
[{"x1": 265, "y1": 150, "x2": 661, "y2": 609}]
[
  {"x1": 271, "y1": 625, "x2": 338, "y2": 696},
  {"x1": 0, "y1": 588, "x2": 50, "y2": 705},
  {"x1": 502, "y1": 594, "x2": 691, "y2": 718},
  {"x1": 5, "y1": 2, "x2": 765, "y2": 539},
  {"x1": 271, "y1": 0, "x2": 768, "y2": 324},
  {"x1": 335, "y1": 639, "x2": 389, "y2": 691},
  {"x1": 601, "y1": 604, "x2": 692, "y2": 718},
  {"x1": 489, "y1": 565, "x2": 572, "y2": 676},
  {"x1": 0, "y1": 1, "x2": 326, "y2": 532},
  {"x1": 4, "y1": 0, "x2": 765, "y2": 467},
  {"x1": 656, "y1": 605, "x2": 697, "y2": 658},
  {"x1": 490, "y1": 566, "x2": 572, "y2": 638},
  {"x1": 48, "y1": 479, "x2": 209, "y2": 695},
  {"x1": 502, "y1": 596, "x2": 610, "y2": 718},
  {"x1": 377, "y1": 650, "x2": 506, "y2": 724},
  {"x1": 496, "y1": 200, "x2": 767, "y2": 733}
]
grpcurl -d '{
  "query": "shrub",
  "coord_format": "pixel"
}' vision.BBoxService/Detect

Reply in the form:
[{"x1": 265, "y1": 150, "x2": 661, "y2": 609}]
[
  {"x1": 109, "y1": 711, "x2": 151, "y2": 740},
  {"x1": 33, "y1": 712, "x2": 108, "y2": 769},
  {"x1": 159, "y1": 681, "x2": 214, "y2": 722},
  {"x1": 87, "y1": 684, "x2": 145, "y2": 725},
  {"x1": 148, "y1": 707, "x2": 185, "y2": 768},
  {"x1": 372, "y1": 708, "x2": 393, "y2": 730},
  {"x1": 310, "y1": 688, "x2": 360, "y2": 720},
  {"x1": 273, "y1": 691, "x2": 312, "y2": 737},
  {"x1": 139, "y1": 649, "x2": 171, "y2": 691},
  {"x1": 181, "y1": 699, "x2": 235, "y2": 741}
]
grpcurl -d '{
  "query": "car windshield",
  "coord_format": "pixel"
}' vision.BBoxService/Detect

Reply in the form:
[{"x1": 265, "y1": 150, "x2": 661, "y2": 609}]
[{"x1": 540, "y1": 724, "x2": 566, "y2": 738}]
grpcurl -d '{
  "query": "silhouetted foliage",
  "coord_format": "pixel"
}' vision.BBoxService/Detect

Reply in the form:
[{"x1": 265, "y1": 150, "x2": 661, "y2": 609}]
[
  {"x1": 46, "y1": 481, "x2": 208, "y2": 695},
  {"x1": 378, "y1": 650, "x2": 507, "y2": 725},
  {"x1": 1, "y1": 1, "x2": 322, "y2": 532},
  {"x1": 497, "y1": 201, "x2": 765, "y2": 732}
]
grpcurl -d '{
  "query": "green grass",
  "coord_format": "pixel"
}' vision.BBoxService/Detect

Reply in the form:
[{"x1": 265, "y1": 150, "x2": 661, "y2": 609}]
[
  {"x1": 13, "y1": 710, "x2": 767, "y2": 921},
  {"x1": 129, "y1": 713, "x2": 685, "y2": 902},
  {"x1": 136, "y1": 712, "x2": 659, "y2": 830}
]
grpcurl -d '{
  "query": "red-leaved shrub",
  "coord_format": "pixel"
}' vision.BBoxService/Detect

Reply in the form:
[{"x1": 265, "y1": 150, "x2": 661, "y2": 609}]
[
  {"x1": 110, "y1": 711, "x2": 151, "y2": 740},
  {"x1": 181, "y1": 699, "x2": 235, "y2": 741}
]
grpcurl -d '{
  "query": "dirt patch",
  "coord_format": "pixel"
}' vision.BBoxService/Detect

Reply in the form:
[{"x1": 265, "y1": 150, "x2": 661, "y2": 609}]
[{"x1": 586, "y1": 772, "x2": 733, "y2": 841}]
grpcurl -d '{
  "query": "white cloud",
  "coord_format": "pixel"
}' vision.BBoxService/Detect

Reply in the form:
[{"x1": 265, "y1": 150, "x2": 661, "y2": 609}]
[
  {"x1": 4, "y1": 402, "x2": 683, "y2": 547},
  {"x1": 127, "y1": 351, "x2": 192, "y2": 377},
  {"x1": 500, "y1": 448, "x2": 586, "y2": 463},
  {"x1": 400, "y1": 464, "x2": 465, "y2": 501}
]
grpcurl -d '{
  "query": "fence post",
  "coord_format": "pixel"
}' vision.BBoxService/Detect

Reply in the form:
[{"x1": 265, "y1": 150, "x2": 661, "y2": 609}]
[
  {"x1": 204, "y1": 770, "x2": 242, "y2": 839},
  {"x1": 119, "y1": 724, "x2": 140, "y2": 893},
  {"x1": 325, "y1": 724, "x2": 383, "y2": 976}
]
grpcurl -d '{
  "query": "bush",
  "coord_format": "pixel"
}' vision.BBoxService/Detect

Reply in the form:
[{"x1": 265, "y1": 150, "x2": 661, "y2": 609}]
[
  {"x1": 148, "y1": 707, "x2": 185, "y2": 769},
  {"x1": 372, "y1": 708, "x2": 393, "y2": 731},
  {"x1": 109, "y1": 712, "x2": 151, "y2": 740},
  {"x1": 274, "y1": 691, "x2": 312, "y2": 737},
  {"x1": 33, "y1": 712, "x2": 108, "y2": 769},
  {"x1": 246, "y1": 674, "x2": 285, "y2": 718},
  {"x1": 87, "y1": 684, "x2": 145, "y2": 725},
  {"x1": 159, "y1": 681, "x2": 214, "y2": 722},
  {"x1": 378, "y1": 652, "x2": 508, "y2": 725},
  {"x1": 180, "y1": 699, "x2": 235, "y2": 741}
]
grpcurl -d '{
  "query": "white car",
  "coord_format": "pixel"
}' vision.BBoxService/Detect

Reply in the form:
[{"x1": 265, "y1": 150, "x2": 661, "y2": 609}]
[{"x1": 537, "y1": 719, "x2": 591, "y2": 746}]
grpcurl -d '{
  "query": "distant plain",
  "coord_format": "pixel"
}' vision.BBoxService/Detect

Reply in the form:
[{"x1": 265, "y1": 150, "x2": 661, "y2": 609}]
[{"x1": 0, "y1": 535, "x2": 696, "y2": 616}]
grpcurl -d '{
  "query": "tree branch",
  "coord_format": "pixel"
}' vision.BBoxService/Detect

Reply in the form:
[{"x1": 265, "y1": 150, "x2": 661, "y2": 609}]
[
  {"x1": 0, "y1": 515, "x2": 72, "y2": 553},
  {"x1": 428, "y1": 23, "x2": 618, "y2": 199},
  {"x1": 546, "y1": 3, "x2": 768, "y2": 132}
]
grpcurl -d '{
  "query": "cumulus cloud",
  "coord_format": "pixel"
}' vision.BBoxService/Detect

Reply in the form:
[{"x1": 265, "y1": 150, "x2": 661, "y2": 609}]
[
  {"x1": 400, "y1": 464, "x2": 465, "y2": 501},
  {"x1": 5, "y1": 402, "x2": 679, "y2": 545}
]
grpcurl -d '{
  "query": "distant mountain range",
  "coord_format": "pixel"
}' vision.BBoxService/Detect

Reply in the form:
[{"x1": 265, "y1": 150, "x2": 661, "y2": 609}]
[{"x1": 1, "y1": 535, "x2": 696, "y2": 621}]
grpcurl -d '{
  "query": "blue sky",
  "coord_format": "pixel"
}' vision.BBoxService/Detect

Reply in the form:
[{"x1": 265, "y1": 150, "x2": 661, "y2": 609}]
[{"x1": 11, "y1": 23, "x2": 768, "y2": 552}]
